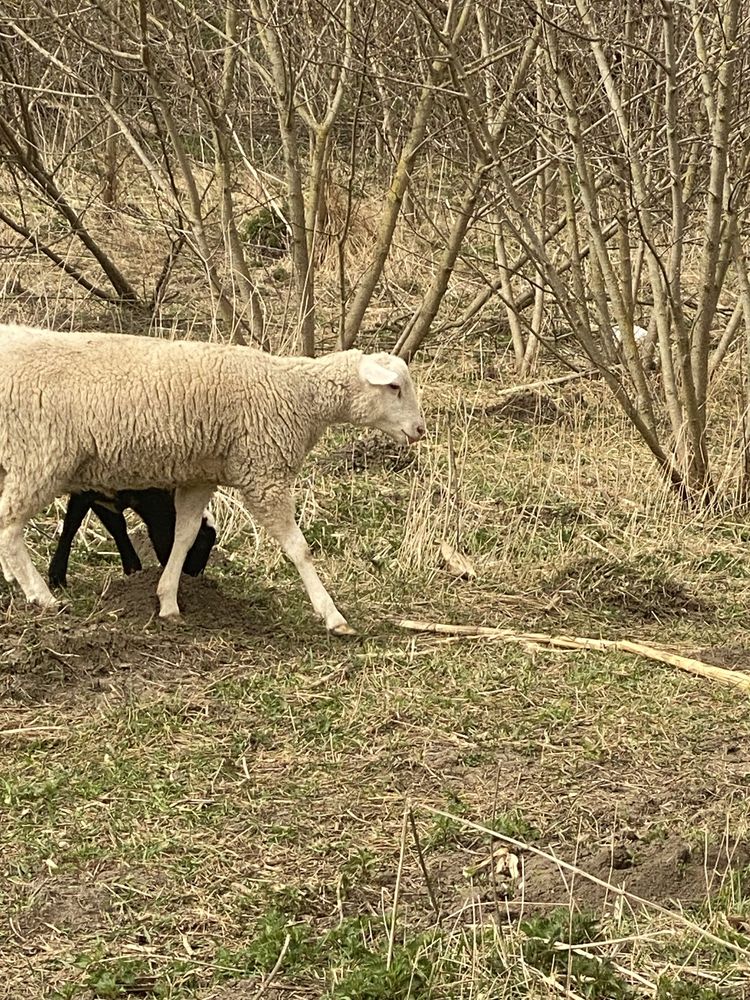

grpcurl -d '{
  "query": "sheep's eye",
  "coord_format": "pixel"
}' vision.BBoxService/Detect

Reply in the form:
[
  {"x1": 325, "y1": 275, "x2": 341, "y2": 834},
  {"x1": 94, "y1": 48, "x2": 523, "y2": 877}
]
[{"x1": 388, "y1": 382, "x2": 401, "y2": 397}]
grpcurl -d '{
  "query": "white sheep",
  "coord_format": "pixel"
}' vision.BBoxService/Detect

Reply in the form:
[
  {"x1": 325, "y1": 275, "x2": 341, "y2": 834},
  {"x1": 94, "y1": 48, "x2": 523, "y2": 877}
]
[
  {"x1": 612, "y1": 324, "x2": 648, "y2": 345},
  {"x1": 0, "y1": 326, "x2": 425, "y2": 632}
]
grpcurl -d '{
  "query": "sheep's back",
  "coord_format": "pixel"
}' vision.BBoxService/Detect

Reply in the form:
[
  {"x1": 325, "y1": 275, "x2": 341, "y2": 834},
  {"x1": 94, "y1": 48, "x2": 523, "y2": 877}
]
[{"x1": 0, "y1": 331, "x2": 267, "y2": 492}]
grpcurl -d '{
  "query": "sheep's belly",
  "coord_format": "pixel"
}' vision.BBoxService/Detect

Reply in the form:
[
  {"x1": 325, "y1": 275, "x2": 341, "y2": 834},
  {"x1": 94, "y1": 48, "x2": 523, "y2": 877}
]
[{"x1": 68, "y1": 452, "x2": 227, "y2": 493}]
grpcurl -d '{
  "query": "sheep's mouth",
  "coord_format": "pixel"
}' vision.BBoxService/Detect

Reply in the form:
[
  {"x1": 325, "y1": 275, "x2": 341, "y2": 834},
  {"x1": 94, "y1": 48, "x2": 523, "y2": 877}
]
[{"x1": 384, "y1": 428, "x2": 421, "y2": 445}]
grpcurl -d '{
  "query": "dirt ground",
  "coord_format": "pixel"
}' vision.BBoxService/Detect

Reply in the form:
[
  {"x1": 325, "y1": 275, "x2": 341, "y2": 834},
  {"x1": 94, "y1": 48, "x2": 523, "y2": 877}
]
[{"x1": 8, "y1": 569, "x2": 749, "y2": 917}]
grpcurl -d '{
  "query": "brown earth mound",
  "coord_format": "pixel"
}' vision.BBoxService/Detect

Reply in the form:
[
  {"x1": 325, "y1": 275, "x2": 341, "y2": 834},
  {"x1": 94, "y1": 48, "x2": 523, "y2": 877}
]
[
  {"x1": 99, "y1": 566, "x2": 258, "y2": 627},
  {"x1": 445, "y1": 835, "x2": 749, "y2": 919},
  {"x1": 521, "y1": 834, "x2": 748, "y2": 912}
]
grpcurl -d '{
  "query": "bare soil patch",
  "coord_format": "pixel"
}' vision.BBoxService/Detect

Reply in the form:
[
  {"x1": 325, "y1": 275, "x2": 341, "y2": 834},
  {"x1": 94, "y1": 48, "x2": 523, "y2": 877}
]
[
  {"x1": 322, "y1": 433, "x2": 419, "y2": 473},
  {"x1": 0, "y1": 568, "x2": 279, "y2": 707},
  {"x1": 521, "y1": 835, "x2": 750, "y2": 912},
  {"x1": 485, "y1": 389, "x2": 567, "y2": 425},
  {"x1": 13, "y1": 873, "x2": 116, "y2": 940},
  {"x1": 692, "y1": 646, "x2": 750, "y2": 672},
  {"x1": 100, "y1": 566, "x2": 264, "y2": 629}
]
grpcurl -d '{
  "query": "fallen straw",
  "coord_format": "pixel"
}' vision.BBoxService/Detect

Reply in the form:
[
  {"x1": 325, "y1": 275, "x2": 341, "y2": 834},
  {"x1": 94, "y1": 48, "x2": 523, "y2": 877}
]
[{"x1": 395, "y1": 619, "x2": 750, "y2": 692}]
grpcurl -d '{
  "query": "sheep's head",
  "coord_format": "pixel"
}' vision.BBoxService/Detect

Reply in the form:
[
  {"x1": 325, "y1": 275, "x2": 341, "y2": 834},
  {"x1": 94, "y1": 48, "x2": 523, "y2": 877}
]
[{"x1": 355, "y1": 353, "x2": 426, "y2": 445}]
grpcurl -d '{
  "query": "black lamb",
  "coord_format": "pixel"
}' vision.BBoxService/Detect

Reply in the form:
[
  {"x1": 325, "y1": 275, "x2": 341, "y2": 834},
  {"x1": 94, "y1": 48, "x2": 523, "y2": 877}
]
[{"x1": 48, "y1": 489, "x2": 216, "y2": 588}]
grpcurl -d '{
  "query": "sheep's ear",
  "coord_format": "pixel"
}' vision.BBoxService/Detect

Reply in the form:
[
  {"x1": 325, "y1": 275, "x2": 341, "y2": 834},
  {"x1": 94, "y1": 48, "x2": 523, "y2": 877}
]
[{"x1": 360, "y1": 355, "x2": 400, "y2": 387}]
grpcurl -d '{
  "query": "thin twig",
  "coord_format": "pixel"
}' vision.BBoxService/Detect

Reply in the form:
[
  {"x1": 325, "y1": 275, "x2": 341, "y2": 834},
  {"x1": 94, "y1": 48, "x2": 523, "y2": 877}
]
[
  {"x1": 255, "y1": 933, "x2": 291, "y2": 999},
  {"x1": 387, "y1": 800, "x2": 410, "y2": 970},
  {"x1": 408, "y1": 805, "x2": 441, "y2": 920}
]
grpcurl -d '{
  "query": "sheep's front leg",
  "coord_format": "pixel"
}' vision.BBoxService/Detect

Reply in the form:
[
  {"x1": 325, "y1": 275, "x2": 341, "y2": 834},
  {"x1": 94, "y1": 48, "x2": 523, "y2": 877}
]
[
  {"x1": 156, "y1": 484, "x2": 215, "y2": 619},
  {"x1": 0, "y1": 475, "x2": 13, "y2": 583},
  {"x1": 249, "y1": 494, "x2": 354, "y2": 635}
]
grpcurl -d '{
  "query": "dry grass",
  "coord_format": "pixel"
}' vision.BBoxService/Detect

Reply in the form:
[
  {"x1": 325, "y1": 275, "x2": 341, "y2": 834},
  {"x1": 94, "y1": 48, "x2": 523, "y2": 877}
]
[
  {"x1": 4, "y1": 190, "x2": 750, "y2": 996},
  {"x1": 3, "y1": 321, "x2": 750, "y2": 997}
]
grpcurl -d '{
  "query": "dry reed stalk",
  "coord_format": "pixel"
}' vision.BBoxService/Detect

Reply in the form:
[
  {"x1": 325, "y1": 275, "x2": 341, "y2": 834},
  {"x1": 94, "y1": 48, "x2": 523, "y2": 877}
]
[
  {"x1": 0, "y1": 725, "x2": 71, "y2": 736},
  {"x1": 499, "y1": 370, "x2": 598, "y2": 394},
  {"x1": 386, "y1": 800, "x2": 410, "y2": 970},
  {"x1": 395, "y1": 619, "x2": 750, "y2": 692}
]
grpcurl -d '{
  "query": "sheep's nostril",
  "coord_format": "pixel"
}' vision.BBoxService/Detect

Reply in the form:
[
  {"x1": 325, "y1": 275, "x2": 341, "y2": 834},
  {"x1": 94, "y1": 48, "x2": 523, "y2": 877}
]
[{"x1": 416, "y1": 424, "x2": 425, "y2": 438}]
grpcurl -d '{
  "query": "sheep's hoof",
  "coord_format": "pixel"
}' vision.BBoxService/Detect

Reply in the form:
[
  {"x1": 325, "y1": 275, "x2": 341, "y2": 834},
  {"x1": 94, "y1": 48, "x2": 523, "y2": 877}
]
[
  {"x1": 158, "y1": 606, "x2": 182, "y2": 622},
  {"x1": 31, "y1": 594, "x2": 60, "y2": 611},
  {"x1": 329, "y1": 622, "x2": 357, "y2": 637}
]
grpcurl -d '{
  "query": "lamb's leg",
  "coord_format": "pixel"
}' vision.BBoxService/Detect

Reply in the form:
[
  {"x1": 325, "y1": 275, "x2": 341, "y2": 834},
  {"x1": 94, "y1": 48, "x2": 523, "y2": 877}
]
[
  {"x1": 49, "y1": 493, "x2": 92, "y2": 588},
  {"x1": 249, "y1": 493, "x2": 354, "y2": 635},
  {"x1": 182, "y1": 510, "x2": 216, "y2": 577},
  {"x1": 91, "y1": 502, "x2": 142, "y2": 576},
  {"x1": 156, "y1": 484, "x2": 215, "y2": 619},
  {"x1": 135, "y1": 491, "x2": 177, "y2": 567},
  {"x1": 0, "y1": 486, "x2": 58, "y2": 608}
]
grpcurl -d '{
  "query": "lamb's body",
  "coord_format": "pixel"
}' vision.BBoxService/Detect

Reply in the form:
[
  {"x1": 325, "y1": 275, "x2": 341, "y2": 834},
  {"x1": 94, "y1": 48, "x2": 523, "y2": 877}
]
[
  {"x1": 0, "y1": 326, "x2": 424, "y2": 627},
  {"x1": 48, "y1": 488, "x2": 217, "y2": 588}
]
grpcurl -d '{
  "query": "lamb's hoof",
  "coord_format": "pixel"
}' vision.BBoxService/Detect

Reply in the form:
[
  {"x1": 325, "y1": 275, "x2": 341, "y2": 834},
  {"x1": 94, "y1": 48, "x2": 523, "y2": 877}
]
[
  {"x1": 329, "y1": 622, "x2": 358, "y2": 637},
  {"x1": 158, "y1": 606, "x2": 182, "y2": 622}
]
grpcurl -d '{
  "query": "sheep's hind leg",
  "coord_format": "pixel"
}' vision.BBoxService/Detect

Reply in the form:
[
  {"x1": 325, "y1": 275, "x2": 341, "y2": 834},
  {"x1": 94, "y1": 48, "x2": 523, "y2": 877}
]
[
  {"x1": 249, "y1": 494, "x2": 354, "y2": 635},
  {"x1": 91, "y1": 502, "x2": 142, "y2": 576},
  {"x1": 0, "y1": 550, "x2": 13, "y2": 584},
  {"x1": 0, "y1": 472, "x2": 10, "y2": 583},
  {"x1": 156, "y1": 484, "x2": 215, "y2": 619},
  {"x1": 0, "y1": 490, "x2": 58, "y2": 608}
]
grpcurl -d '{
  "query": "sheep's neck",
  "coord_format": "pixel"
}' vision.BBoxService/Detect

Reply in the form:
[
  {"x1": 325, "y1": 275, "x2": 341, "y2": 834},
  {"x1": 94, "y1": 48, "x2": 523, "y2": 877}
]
[{"x1": 303, "y1": 360, "x2": 358, "y2": 433}]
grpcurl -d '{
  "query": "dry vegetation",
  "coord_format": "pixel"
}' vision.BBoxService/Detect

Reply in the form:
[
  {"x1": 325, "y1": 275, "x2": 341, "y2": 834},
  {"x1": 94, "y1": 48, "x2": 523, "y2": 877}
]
[
  {"x1": 3, "y1": 311, "x2": 750, "y2": 998},
  {"x1": 3, "y1": 0, "x2": 750, "y2": 997}
]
